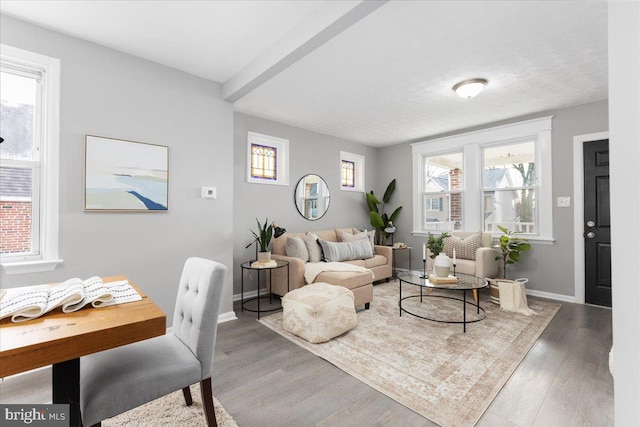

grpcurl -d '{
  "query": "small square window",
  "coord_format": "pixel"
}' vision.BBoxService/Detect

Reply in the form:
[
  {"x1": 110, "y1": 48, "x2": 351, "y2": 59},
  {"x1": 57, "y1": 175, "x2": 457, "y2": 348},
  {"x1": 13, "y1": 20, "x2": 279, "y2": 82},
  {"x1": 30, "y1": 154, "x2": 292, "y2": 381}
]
[
  {"x1": 341, "y1": 160, "x2": 355, "y2": 188},
  {"x1": 247, "y1": 132, "x2": 289, "y2": 186},
  {"x1": 340, "y1": 151, "x2": 364, "y2": 192},
  {"x1": 251, "y1": 144, "x2": 277, "y2": 180}
]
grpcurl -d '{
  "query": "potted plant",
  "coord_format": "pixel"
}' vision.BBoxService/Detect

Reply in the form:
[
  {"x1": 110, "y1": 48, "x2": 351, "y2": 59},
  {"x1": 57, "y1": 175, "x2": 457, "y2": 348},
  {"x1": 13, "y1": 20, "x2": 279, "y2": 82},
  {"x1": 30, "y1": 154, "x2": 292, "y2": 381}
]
[
  {"x1": 365, "y1": 179, "x2": 403, "y2": 245},
  {"x1": 426, "y1": 232, "x2": 451, "y2": 259},
  {"x1": 248, "y1": 218, "x2": 274, "y2": 262},
  {"x1": 494, "y1": 225, "x2": 531, "y2": 279},
  {"x1": 426, "y1": 232, "x2": 451, "y2": 277}
]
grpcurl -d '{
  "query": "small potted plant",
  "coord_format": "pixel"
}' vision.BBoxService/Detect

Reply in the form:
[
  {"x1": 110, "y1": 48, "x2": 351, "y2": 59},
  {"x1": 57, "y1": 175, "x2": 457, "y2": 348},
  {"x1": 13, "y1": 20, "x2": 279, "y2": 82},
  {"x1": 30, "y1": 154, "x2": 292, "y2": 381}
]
[
  {"x1": 426, "y1": 232, "x2": 451, "y2": 277},
  {"x1": 248, "y1": 218, "x2": 274, "y2": 262},
  {"x1": 494, "y1": 225, "x2": 531, "y2": 279}
]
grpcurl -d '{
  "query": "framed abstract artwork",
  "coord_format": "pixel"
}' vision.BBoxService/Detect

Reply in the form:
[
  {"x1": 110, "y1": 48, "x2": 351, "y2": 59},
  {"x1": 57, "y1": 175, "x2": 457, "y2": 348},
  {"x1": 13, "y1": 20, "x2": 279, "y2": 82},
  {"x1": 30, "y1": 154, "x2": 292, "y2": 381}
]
[{"x1": 84, "y1": 135, "x2": 169, "y2": 211}]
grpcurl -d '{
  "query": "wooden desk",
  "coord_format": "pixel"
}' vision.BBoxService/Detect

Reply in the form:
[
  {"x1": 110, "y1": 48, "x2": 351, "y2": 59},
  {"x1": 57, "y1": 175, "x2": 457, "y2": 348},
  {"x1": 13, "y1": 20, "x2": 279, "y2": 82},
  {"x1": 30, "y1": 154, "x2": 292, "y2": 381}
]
[{"x1": 0, "y1": 275, "x2": 166, "y2": 426}]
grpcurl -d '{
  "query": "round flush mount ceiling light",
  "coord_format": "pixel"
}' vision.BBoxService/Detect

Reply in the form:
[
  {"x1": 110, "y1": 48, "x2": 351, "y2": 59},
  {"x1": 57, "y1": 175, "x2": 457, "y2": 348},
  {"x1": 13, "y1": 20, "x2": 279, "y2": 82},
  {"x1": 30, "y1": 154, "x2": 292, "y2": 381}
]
[{"x1": 452, "y1": 78, "x2": 488, "y2": 98}]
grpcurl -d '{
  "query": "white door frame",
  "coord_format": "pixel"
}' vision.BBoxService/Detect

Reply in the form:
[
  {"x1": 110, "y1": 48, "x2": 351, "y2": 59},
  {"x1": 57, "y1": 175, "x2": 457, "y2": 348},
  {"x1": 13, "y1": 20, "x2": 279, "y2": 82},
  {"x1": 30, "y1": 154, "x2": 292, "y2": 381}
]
[{"x1": 573, "y1": 131, "x2": 609, "y2": 304}]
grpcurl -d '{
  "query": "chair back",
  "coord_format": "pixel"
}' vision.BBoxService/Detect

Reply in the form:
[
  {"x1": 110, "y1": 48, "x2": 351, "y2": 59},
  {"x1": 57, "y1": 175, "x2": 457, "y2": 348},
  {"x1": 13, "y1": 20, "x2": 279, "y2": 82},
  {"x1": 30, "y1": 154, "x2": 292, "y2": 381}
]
[{"x1": 172, "y1": 257, "x2": 227, "y2": 379}]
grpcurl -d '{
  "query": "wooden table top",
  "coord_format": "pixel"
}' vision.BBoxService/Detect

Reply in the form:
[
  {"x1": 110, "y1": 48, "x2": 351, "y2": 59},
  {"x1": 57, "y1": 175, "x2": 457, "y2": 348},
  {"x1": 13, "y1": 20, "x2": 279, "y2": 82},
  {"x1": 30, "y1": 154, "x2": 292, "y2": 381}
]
[{"x1": 0, "y1": 275, "x2": 166, "y2": 378}]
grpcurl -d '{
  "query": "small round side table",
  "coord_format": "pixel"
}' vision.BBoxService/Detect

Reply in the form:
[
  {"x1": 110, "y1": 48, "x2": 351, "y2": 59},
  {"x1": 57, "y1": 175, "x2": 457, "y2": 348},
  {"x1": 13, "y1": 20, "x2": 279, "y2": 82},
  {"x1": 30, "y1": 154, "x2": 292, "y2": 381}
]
[{"x1": 240, "y1": 260, "x2": 289, "y2": 319}]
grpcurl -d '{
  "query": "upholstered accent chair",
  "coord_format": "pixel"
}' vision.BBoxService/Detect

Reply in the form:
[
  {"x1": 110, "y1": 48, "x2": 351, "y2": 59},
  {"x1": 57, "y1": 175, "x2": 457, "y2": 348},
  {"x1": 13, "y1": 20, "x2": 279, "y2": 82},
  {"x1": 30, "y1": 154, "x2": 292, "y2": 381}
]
[
  {"x1": 427, "y1": 231, "x2": 500, "y2": 301},
  {"x1": 80, "y1": 258, "x2": 227, "y2": 427}
]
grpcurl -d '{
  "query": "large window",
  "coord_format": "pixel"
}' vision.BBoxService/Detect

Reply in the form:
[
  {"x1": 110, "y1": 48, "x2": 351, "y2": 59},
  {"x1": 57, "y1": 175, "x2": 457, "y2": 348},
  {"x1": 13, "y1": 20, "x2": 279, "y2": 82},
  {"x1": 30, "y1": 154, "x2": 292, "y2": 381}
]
[
  {"x1": 412, "y1": 116, "x2": 553, "y2": 241},
  {"x1": 483, "y1": 140, "x2": 536, "y2": 234},
  {"x1": 422, "y1": 152, "x2": 463, "y2": 231},
  {"x1": 0, "y1": 44, "x2": 61, "y2": 273}
]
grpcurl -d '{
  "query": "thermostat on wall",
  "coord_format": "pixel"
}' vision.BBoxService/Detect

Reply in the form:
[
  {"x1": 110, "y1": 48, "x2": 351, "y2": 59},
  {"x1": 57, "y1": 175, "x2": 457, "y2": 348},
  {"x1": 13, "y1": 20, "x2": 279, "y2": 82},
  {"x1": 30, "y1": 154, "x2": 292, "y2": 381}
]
[{"x1": 201, "y1": 187, "x2": 216, "y2": 199}]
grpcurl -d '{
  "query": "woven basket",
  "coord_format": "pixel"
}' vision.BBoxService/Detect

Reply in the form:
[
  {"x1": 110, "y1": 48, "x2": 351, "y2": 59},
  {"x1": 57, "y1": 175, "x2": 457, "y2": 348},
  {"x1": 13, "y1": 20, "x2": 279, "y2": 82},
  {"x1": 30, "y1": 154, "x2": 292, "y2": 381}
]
[{"x1": 488, "y1": 278, "x2": 529, "y2": 304}]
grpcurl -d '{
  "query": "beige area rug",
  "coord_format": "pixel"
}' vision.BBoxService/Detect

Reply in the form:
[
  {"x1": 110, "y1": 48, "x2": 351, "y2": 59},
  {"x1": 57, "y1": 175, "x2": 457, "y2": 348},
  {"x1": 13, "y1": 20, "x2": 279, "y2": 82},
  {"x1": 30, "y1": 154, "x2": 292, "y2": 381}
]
[
  {"x1": 259, "y1": 281, "x2": 560, "y2": 427},
  {"x1": 103, "y1": 383, "x2": 238, "y2": 427}
]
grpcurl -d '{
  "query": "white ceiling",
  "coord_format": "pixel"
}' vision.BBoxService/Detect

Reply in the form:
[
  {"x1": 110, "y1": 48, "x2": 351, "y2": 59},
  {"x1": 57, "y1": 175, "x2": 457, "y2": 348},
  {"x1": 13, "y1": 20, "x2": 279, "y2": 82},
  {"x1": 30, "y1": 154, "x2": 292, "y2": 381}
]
[{"x1": 0, "y1": 1, "x2": 608, "y2": 147}]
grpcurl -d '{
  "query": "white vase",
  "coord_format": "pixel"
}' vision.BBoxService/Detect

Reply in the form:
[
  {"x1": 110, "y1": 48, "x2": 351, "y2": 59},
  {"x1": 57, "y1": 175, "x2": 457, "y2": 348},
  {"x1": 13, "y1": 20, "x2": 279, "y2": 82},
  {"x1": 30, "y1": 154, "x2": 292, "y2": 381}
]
[
  {"x1": 257, "y1": 251, "x2": 271, "y2": 263},
  {"x1": 434, "y1": 253, "x2": 450, "y2": 277}
]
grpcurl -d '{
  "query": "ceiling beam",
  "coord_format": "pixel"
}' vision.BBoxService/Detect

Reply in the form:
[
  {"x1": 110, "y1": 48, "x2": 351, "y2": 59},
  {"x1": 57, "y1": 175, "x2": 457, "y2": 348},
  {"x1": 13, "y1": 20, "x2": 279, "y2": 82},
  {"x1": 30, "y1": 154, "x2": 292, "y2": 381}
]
[{"x1": 222, "y1": 0, "x2": 387, "y2": 103}]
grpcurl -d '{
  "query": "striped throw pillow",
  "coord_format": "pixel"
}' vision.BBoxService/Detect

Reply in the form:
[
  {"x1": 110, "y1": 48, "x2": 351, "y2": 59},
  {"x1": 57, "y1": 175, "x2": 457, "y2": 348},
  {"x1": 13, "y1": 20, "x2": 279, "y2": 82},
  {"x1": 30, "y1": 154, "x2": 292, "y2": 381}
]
[
  {"x1": 443, "y1": 233, "x2": 482, "y2": 261},
  {"x1": 318, "y1": 239, "x2": 374, "y2": 262}
]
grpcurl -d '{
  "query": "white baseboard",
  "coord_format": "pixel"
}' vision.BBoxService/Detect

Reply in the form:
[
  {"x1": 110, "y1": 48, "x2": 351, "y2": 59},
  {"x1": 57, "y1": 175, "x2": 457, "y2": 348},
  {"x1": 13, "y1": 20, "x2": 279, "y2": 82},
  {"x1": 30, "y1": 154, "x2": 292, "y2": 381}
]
[
  {"x1": 233, "y1": 288, "x2": 271, "y2": 301},
  {"x1": 218, "y1": 310, "x2": 237, "y2": 323},
  {"x1": 526, "y1": 288, "x2": 576, "y2": 303}
]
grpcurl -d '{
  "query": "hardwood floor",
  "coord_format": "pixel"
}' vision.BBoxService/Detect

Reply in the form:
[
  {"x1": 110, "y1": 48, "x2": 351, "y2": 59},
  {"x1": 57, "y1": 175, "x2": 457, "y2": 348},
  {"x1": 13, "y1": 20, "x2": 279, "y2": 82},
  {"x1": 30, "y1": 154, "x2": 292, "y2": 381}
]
[{"x1": 0, "y1": 288, "x2": 613, "y2": 426}]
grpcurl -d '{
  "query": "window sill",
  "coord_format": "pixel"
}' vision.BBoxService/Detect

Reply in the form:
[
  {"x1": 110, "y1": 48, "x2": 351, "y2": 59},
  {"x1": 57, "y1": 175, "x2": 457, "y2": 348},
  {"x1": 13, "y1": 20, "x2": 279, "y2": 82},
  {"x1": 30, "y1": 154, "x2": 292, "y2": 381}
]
[
  {"x1": 1, "y1": 259, "x2": 63, "y2": 275},
  {"x1": 340, "y1": 187, "x2": 364, "y2": 192}
]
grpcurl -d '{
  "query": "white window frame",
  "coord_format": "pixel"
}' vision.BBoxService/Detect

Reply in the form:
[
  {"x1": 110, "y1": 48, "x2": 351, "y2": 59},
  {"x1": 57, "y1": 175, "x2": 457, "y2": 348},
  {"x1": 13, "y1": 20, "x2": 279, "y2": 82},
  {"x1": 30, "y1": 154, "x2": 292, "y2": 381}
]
[
  {"x1": 411, "y1": 116, "x2": 554, "y2": 242},
  {"x1": 246, "y1": 131, "x2": 289, "y2": 186},
  {"x1": 1, "y1": 44, "x2": 62, "y2": 274},
  {"x1": 340, "y1": 151, "x2": 365, "y2": 192}
]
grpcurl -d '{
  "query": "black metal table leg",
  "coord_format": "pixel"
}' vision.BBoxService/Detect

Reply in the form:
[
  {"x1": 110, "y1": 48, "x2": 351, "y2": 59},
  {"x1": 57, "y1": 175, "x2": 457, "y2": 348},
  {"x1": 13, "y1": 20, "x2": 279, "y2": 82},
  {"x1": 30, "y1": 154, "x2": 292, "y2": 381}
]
[
  {"x1": 240, "y1": 265, "x2": 244, "y2": 312},
  {"x1": 463, "y1": 289, "x2": 467, "y2": 333},
  {"x1": 53, "y1": 358, "x2": 80, "y2": 427}
]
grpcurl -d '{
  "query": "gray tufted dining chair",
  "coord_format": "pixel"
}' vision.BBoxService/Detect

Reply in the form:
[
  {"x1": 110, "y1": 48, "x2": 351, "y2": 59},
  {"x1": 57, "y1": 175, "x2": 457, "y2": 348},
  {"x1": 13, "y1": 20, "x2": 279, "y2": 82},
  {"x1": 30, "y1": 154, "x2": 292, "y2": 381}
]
[{"x1": 80, "y1": 258, "x2": 227, "y2": 427}]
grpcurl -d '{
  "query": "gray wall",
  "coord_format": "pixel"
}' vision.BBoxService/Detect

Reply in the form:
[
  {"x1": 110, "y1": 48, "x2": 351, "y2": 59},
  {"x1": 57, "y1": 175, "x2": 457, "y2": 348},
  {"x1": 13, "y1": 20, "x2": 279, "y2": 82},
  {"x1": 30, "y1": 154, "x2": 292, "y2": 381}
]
[
  {"x1": 1, "y1": 15, "x2": 235, "y2": 321},
  {"x1": 233, "y1": 112, "x2": 379, "y2": 295},
  {"x1": 377, "y1": 100, "x2": 609, "y2": 298}
]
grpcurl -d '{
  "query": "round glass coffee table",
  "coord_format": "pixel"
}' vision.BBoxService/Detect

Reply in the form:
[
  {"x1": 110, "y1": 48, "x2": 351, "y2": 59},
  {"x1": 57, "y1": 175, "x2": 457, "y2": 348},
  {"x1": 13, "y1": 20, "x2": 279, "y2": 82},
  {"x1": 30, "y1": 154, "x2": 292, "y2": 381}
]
[{"x1": 396, "y1": 270, "x2": 488, "y2": 332}]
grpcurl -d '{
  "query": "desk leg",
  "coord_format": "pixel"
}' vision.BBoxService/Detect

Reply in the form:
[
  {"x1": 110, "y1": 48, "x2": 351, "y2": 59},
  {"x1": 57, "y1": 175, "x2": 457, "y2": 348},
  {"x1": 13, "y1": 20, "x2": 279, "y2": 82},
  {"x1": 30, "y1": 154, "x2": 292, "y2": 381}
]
[{"x1": 53, "y1": 358, "x2": 80, "y2": 427}]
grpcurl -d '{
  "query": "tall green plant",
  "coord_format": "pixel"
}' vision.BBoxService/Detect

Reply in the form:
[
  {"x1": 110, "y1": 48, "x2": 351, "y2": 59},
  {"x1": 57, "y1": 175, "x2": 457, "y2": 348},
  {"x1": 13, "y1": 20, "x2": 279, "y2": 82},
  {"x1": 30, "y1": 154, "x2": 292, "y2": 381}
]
[
  {"x1": 365, "y1": 179, "x2": 402, "y2": 245},
  {"x1": 494, "y1": 225, "x2": 531, "y2": 278}
]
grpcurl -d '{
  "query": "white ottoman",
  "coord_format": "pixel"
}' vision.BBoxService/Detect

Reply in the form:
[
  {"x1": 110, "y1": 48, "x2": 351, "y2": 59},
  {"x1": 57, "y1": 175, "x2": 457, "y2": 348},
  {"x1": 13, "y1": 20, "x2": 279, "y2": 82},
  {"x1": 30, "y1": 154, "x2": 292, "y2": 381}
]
[{"x1": 282, "y1": 282, "x2": 357, "y2": 344}]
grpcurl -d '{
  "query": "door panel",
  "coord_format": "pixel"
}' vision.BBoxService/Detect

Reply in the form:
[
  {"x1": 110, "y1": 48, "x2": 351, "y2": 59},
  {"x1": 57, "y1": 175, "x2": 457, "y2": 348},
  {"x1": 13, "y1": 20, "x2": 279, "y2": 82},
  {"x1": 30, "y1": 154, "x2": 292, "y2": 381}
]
[{"x1": 584, "y1": 139, "x2": 611, "y2": 307}]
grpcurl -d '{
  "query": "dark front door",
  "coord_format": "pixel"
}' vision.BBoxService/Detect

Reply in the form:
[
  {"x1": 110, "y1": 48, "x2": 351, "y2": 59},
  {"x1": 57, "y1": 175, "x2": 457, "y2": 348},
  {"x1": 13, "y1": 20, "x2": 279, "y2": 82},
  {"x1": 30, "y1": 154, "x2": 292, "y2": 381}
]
[{"x1": 583, "y1": 139, "x2": 611, "y2": 307}]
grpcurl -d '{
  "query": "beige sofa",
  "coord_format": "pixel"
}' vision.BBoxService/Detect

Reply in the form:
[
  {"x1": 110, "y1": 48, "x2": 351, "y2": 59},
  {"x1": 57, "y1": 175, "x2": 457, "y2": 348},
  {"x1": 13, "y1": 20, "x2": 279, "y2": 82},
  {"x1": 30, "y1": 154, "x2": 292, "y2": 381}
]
[{"x1": 268, "y1": 228, "x2": 393, "y2": 309}]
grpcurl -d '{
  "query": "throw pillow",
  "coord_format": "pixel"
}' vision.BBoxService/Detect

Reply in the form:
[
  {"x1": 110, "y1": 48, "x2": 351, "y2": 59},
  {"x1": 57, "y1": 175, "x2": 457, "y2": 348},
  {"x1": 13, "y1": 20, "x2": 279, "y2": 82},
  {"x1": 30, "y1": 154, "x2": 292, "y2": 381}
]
[
  {"x1": 304, "y1": 232, "x2": 323, "y2": 263},
  {"x1": 337, "y1": 229, "x2": 373, "y2": 251},
  {"x1": 343, "y1": 228, "x2": 376, "y2": 250},
  {"x1": 285, "y1": 236, "x2": 309, "y2": 262},
  {"x1": 318, "y1": 239, "x2": 374, "y2": 262},
  {"x1": 443, "y1": 232, "x2": 482, "y2": 261}
]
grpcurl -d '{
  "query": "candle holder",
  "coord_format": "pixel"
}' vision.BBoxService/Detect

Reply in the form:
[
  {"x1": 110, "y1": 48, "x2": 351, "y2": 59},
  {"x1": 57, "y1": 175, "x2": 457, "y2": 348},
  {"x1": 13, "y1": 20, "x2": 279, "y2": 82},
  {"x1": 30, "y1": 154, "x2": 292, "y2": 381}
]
[
  {"x1": 453, "y1": 263, "x2": 457, "y2": 276},
  {"x1": 420, "y1": 258, "x2": 427, "y2": 279}
]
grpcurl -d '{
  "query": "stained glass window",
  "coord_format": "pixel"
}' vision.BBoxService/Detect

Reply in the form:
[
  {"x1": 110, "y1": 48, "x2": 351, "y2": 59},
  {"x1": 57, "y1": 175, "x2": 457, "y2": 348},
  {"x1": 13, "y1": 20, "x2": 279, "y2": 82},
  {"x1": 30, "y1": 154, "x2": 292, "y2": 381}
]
[
  {"x1": 250, "y1": 143, "x2": 277, "y2": 180},
  {"x1": 341, "y1": 160, "x2": 355, "y2": 188}
]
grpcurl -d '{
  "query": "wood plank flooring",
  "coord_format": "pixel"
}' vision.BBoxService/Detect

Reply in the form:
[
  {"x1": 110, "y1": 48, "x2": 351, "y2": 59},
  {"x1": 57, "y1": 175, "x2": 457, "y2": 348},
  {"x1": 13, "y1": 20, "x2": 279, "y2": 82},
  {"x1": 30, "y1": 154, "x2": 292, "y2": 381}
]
[{"x1": 0, "y1": 288, "x2": 613, "y2": 426}]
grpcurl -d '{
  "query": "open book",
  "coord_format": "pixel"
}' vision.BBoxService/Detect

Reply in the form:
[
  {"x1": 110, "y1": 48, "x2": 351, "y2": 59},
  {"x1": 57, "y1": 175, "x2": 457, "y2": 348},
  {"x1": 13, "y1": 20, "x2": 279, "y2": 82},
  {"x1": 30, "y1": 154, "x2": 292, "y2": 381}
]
[{"x1": 0, "y1": 277, "x2": 142, "y2": 323}]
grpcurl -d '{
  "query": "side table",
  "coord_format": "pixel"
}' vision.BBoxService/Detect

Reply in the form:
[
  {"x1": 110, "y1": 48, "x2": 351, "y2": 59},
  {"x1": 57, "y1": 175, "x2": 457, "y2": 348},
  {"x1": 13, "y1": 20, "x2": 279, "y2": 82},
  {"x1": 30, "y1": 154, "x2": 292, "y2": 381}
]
[
  {"x1": 392, "y1": 246, "x2": 412, "y2": 278},
  {"x1": 240, "y1": 260, "x2": 289, "y2": 319}
]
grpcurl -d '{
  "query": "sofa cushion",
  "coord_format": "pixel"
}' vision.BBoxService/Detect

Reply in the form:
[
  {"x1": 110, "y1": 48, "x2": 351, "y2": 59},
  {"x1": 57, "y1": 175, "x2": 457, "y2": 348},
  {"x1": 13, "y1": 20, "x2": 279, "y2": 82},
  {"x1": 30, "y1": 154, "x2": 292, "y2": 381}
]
[
  {"x1": 319, "y1": 239, "x2": 374, "y2": 262},
  {"x1": 315, "y1": 270, "x2": 373, "y2": 290},
  {"x1": 443, "y1": 232, "x2": 482, "y2": 260},
  {"x1": 337, "y1": 229, "x2": 375, "y2": 251},
  {"x1": 285, "y1": 236, "x2": 309, "y2": 262},
  {"x1": 304, "y1": 232, "x2": 323, "y2": 263}
]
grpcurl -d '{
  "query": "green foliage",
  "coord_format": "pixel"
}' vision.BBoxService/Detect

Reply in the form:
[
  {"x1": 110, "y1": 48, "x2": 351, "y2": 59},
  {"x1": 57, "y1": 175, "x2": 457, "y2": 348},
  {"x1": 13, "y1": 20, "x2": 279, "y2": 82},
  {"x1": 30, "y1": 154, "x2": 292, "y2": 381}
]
[
  {"x1": 426, "y1": 232, "x2": 451, "y2": 259},
  {"x1": 250, "y1": 218, "x2": 274, "y2": 252},
  {"x1": 494, "y1": 225, "x2": 531, "y2": 278},
  {"x1": 365, "y1": 179, "x2": 402, "y2": 245}
]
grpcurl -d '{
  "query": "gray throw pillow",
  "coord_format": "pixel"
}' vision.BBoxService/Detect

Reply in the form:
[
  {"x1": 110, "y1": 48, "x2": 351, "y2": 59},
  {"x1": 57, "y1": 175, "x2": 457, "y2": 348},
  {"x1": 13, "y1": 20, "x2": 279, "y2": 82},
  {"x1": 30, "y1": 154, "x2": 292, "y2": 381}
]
[
  {"x1": 318, "y1": 238, "x2": 374, "y2": 262},
  {"x1": 304, "y1": 232, "x2": 323, "y2": 263},
  {"x1": 285, "y1": 236, "x2": 309, "y2": 262},
  {"x1": 338, "y1": 229, "x2": 375, "y2": 251}
]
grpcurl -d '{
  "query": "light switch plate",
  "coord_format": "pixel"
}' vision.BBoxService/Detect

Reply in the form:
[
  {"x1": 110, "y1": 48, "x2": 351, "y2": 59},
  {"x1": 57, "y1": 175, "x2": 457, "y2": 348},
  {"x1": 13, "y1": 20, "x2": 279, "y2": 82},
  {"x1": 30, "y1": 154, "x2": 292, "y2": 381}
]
[
  {"x1": 201, "y1": 187, "x2": 216, "y2": 199},
  {"x1": 557, "y1": 196, "x2": 571, "y2": 207}
]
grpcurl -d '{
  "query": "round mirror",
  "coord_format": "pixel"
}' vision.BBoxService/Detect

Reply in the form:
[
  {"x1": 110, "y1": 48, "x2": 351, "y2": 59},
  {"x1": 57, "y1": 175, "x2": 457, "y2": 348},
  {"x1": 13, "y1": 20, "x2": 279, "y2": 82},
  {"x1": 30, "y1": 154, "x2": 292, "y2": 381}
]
[{"x1": 294, "y1": 174, "x2": 330, "y2": 220}]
